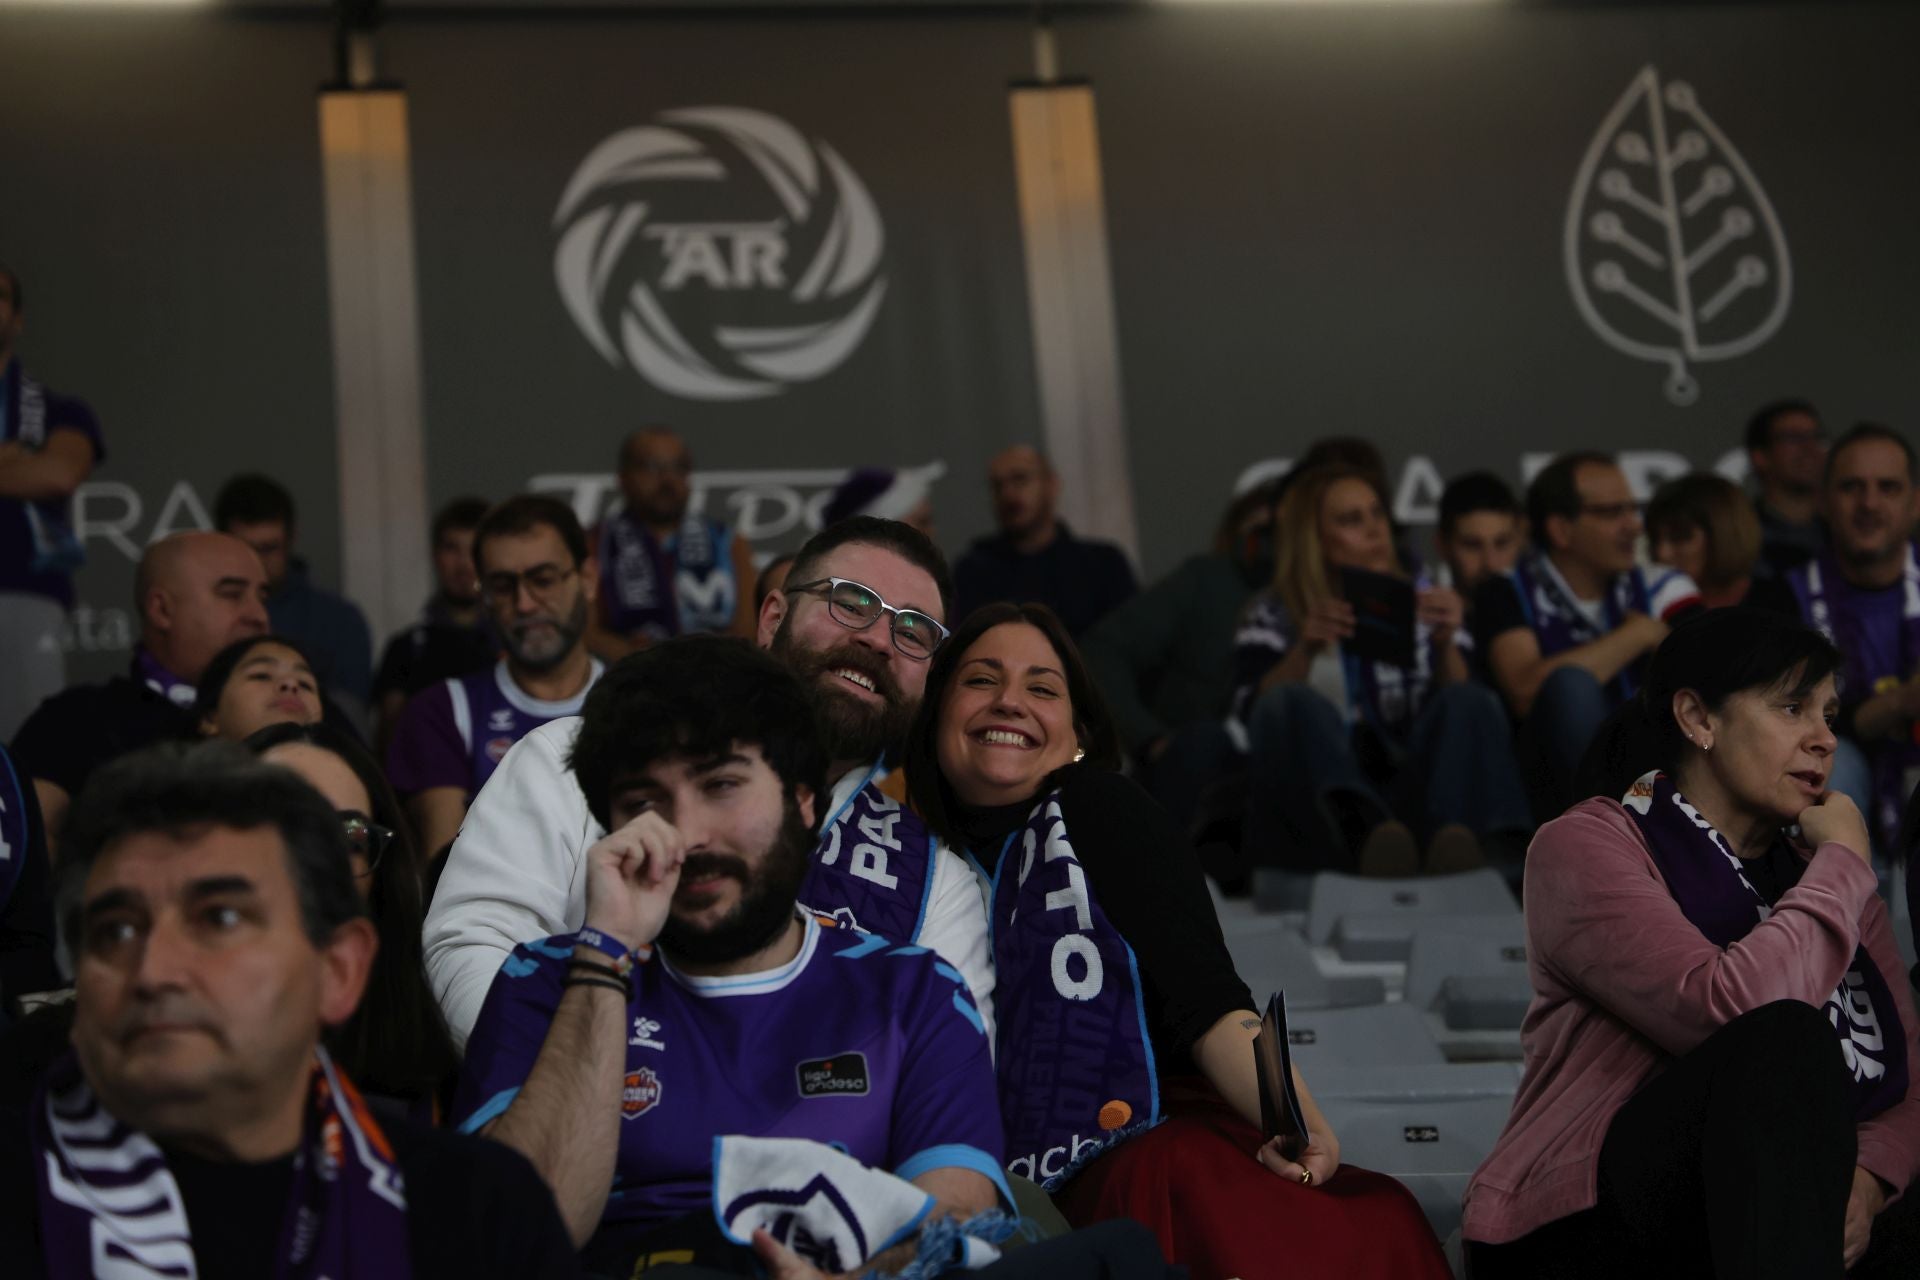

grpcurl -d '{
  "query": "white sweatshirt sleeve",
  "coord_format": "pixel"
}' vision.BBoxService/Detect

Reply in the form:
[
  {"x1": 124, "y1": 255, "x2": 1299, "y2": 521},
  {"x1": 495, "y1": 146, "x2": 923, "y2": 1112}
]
[
  {"x1": 916, "y1": 842, "x2": 998, "y2": 1049},
  {"x1": 423, "y1": 717, "x2": 602, "y2": 1048}
]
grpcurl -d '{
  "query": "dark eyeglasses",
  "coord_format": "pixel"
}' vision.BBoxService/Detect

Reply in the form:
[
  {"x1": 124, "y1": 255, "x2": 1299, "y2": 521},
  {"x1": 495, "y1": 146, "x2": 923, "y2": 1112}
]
[
  {"x1": 341, "y1": 812, "x2": 395, "y2": 877},
  {"x1": 481, "y1": 563, "x2": 577, "y2": 604},
  {"x1": 785, "y1": 578, "x2": 950, "y2": 660}
]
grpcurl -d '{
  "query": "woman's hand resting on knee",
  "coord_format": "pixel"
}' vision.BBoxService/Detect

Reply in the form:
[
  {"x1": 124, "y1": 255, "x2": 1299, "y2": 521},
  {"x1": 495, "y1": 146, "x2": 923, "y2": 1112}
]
[{"x1": 1256, "y1": 1131, "x2": 1341, "y2": 1188}]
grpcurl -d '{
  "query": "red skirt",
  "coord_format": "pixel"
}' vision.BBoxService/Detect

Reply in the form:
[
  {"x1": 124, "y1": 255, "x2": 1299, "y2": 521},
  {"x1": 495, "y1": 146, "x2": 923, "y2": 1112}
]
[{"x1": 1052, "y1": 1083, "x2": 1452, "y2": 1280}]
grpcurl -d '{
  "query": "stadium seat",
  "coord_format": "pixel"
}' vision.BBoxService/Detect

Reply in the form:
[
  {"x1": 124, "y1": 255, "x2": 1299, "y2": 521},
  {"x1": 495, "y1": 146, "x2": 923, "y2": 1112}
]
[
  {"x1": 1305, "y1": 868, "x2": 1518, "y2": 946},
  {"x1": 1227, "y1": 923, "x2": 1388, "y2": 1010},
  {"x1": 1314, "y1": 1089, "x2": 1516, "y2": 1245},
  {"x1": 1402, "y1": 915, "x2": 1534, "y2": 1030},
  {"x1": 1283, "y1": 1001, "x2": 1446, "y2": 1070}
]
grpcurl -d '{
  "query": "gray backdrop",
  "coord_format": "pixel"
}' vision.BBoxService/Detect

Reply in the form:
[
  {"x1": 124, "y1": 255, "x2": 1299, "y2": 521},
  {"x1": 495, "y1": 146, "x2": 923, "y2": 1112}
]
[{"x1": 4, "y1": 3, "x2": 1917, "y2": 686}]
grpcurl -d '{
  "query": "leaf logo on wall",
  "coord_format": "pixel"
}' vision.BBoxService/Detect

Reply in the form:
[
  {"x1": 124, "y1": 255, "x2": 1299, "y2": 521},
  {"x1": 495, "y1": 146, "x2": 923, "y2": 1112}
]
[{"x1": 1564, "y1": 67, "x2": 1791, "y2": 405}]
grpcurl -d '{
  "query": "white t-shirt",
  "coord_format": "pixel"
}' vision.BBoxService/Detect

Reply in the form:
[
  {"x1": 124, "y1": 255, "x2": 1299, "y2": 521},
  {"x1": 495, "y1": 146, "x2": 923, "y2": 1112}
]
[{"x1": 423, "y1": 717, "x2": 996, "y2": 1050}]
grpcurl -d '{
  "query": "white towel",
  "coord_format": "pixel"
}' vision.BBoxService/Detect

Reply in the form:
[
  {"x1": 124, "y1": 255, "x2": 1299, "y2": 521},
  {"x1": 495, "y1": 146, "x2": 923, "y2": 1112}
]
[{"x1": 712, "y1": 1136, "x2": 1010, "y2": 1278}]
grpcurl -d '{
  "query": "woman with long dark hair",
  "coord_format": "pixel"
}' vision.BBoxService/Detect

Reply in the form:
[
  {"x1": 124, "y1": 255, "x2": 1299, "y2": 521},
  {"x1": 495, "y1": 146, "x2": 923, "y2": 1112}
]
[
  {"x1": 245, "y1": 721, "x2": 458, "y2": 1119},
  {"x1": 905, "y1": 601, "x2": 1449, "y2": 1280},
  {"x1": 1466, "y1": 607, "x2": 1920, "y2": 1277},
  {"x1": 193, "y1": 634, "x2": 325, "y2": 742}
]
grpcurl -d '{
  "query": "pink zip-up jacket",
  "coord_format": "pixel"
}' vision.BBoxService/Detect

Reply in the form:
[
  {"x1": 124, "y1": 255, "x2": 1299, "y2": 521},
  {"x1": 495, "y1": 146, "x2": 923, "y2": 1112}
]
[{"x1": 1462, "y1": 798, "x2": 1920, "y2": 1245}]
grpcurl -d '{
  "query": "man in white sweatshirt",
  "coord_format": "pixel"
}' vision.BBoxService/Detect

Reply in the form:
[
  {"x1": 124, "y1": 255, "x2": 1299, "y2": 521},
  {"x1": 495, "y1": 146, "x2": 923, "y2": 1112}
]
[{"x1": 425, "y1": 516, "x2": 994, "y2": 1047}]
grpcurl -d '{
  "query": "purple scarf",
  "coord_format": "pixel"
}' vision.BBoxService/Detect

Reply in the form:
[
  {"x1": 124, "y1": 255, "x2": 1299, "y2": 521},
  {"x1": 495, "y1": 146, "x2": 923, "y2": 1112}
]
[
  {"x1": 975, "y1": 792, "x2": 1159, "y2": 1193},
  {"x1": 1510, "y1": 551, "x2": 1654, "y2": 699},
  {"x1": 133, "y1": 648, "x2": 196, "y2": 710},
  {"x1": 4, "y1": 366, "x2": 85, "y2": 575},
  {"x1": 597, "y1": 510, "x2": 735, "y2": 640},
  {"x1": 1622, "y1": 770, "x2": 1908, "y2": 1118},
  {"x1": 30, "y1": 1047, "x2": 412, "y2": 1279},
  {"x1": 797, "y1": 763, "x2": 937, "y2": 946},
  {"x1": 1788, "y1": 546, "x2": 1920, "y2": 837}
]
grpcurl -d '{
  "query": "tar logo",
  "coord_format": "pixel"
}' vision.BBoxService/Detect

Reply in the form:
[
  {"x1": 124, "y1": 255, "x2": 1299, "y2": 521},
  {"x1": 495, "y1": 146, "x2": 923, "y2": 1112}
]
[
  {"x1": 1404, "y1": 1126, "x2": 1440, "y2": 1143},
  {"x1": 796, "y1": 1053, "x2": 870, "y2": 1098},
  {"x1": 630, "y1": 1016, "x2": 666, "y2": 1050}
]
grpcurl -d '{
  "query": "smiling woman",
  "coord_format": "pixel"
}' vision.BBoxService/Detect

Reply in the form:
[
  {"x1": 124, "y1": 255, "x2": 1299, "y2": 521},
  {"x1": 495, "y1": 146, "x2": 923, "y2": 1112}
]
[
  {"x1": 904, "y1": 602, "x2": 1452, "y2": 1280},
  {"x1": 1468, "y1": 608, "x2": 1920, "y2": 1278}
]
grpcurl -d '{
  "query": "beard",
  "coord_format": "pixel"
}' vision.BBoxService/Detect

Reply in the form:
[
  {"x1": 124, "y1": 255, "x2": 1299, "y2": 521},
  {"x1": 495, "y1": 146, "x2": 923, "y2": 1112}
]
[
  {"x1": 770, "y1": 622, "x2": 917, "y2": 764},
  {"x1": 658, "y1": 795, "x2": 815, "y2": 966},
  {"x1": 503, "y1": 592, "x2": 588, "y2": 672}
]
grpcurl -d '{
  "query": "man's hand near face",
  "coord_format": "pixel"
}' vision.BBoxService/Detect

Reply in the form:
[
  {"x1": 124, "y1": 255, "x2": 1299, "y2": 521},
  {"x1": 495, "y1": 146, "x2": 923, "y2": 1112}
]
[
  {"x1": 482, "y1": 808, "x2": 693, "y2": 1247},
  {"x1": 581, "y1": 809, "x2": 686, "y2": 953}
]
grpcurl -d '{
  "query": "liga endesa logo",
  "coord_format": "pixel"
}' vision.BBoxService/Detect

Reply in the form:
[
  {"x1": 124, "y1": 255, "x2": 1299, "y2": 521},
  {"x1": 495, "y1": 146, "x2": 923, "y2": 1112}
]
[{"x1": 552, "y1": 107, "x2": 887, "y2": 401}]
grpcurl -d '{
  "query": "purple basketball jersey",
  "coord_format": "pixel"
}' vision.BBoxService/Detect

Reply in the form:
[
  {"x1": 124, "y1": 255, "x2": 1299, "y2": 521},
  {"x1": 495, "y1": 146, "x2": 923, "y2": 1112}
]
[
  {"x1": 453, "y1": 915, "x2": 1008, "y2": 1254},
  {"x1": 385, "y1": 660, "x2": 602, "y2": 799}
]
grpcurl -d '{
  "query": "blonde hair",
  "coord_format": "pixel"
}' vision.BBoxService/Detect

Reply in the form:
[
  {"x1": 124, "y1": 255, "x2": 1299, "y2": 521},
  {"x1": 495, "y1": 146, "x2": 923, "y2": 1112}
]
[
  {"x1": 1270, "y1": 465, "x2": 1399, "y2": 621},
  {"x1": 1646, "y1": 473, "x2": 1762, "y2": 591}
]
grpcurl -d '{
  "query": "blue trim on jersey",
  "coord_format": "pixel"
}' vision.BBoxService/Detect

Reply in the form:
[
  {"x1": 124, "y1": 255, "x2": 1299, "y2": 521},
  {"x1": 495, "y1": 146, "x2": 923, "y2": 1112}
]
[
  {"x1": 894, "y1": 1144, "x2": 1017, "y2": 1212},
  {"x1": 835, "y1": 933, "x2": 892, "y2": 961},
  {"x1": 1122, "y1": 936, "x2": 1162, "y2": 1128},
  {"x1": 525, "y1": 937, "x2": 573, "y2": 961},
  {"x1": 457, "y1": 1086, "x2": 520, "y2": 1136},
  {"x1": 950, "y1": 990, "x2": 985, "y2": 1037},
  {"x1": 887, "y1": 945, "x2": 929, "y2": 958}
]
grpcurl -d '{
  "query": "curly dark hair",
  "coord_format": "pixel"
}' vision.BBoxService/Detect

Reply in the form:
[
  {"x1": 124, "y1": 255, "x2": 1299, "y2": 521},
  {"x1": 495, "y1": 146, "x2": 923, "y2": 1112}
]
[{"x1": 568, "y1": 634, "x2": 830, "y2": 832}]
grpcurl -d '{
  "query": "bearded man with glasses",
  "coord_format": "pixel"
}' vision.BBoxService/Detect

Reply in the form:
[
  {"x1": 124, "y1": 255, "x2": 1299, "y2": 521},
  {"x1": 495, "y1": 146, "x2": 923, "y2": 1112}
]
[
  {"x1": 386, "y1": 495, "x2": 606, "y2": 859},
  {"x1": 425, "y1": 516, "x2": 994, "y2": 1052}
]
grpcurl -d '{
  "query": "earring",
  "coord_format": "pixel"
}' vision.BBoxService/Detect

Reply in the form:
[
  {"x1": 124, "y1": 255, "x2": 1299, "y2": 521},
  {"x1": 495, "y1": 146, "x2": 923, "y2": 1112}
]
[{"x1": 1072, "y1": 747, "x2": 1086, "y2": 763}]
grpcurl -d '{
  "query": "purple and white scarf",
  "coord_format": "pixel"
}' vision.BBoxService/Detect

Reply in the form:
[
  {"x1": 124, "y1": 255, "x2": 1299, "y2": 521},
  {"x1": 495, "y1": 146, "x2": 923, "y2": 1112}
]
[
  {"x1": 1510, "y1": 552, "x2": 1698, "y2": 701},
  {"x1": 797, "y1": 762, "x2": 936, "y2": 946},
  {"x1": 133, "y1": 648, "x2": 196, "y2": 711},
  {"x1": 974, "y1": 791, "x2": 1159, "y2": 1192},
  {"x1": 1622, "y1": 770, "x2": 1908, "y2": 1118},
  {"x1": 30, "y1": 1047, "x2": 411, "y2": 1279},
  {"x1": 597, "y1": 511, "x2": 736, "y2": 641},
  {"x1": 5, "y1": 367, "x2": 85, "y2": 575}
]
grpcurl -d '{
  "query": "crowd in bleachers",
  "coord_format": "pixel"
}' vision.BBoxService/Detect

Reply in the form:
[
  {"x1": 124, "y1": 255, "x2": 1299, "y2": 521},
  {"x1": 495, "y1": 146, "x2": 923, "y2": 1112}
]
[{"x1": 4, "y1": 250, "x2": 1920, "y2": 1278}]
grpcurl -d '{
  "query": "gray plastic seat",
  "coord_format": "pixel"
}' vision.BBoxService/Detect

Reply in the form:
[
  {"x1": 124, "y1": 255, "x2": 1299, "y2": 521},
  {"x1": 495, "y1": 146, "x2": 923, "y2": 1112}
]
[
  {"x1": 1227, "y1": 925, "x2": 1388, "y2": 1010},
  {"x1": 1305, "y1": 868, "x2": 1518, "y2": 946},
  {"x1": 1307, "y1": 1062, "x2": 1523, "y2": 1102},
  {"x1": 1314, "y1": 1092, "x2": 1516, "y2": 1245},
  {"x1": 1400, "y1": 915, "x2": 1535, "y2": 1029},
  {"x1": 1283, "y1": 1002, "x2": 1445, "y2": 1070}
]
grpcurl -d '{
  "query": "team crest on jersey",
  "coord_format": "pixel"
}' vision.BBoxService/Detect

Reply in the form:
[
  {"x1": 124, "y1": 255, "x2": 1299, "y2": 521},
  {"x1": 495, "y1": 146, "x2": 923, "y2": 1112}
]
[
  {"x1": 630, "y1": 1016, "x2": 666, "y2": 1050},
  {"x1": 623, "y1": 1067, "x2": 663, "y2": 1119},
  {"x1": 485, "y1": 736, "x2": 515, "y2": 764}
]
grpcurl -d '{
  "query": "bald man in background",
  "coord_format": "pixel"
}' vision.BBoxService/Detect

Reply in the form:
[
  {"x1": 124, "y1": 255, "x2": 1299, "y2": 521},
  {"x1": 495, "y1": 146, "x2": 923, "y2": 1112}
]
[
  {"x1": 953, "y1": 445, "x2": 1136, "y2": 636},
  {"x1": 11, "y1": 530, "x2": 269, "y2": 839},
  {"x1": 588, "y1": 425, "x2": 757, "y2": 659}
]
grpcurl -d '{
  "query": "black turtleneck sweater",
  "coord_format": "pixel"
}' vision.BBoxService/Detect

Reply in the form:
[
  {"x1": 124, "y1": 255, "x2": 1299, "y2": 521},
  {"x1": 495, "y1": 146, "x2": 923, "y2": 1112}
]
[{"x1": 952, "y1": 765, "x2": 1253, "y2": 1075}]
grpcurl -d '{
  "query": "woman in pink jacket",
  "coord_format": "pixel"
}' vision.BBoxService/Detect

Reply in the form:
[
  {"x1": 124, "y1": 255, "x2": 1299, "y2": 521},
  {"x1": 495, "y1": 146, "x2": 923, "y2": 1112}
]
[{"x1": 1464, "y1": 607, "x2": 1920, "y2": 1278}]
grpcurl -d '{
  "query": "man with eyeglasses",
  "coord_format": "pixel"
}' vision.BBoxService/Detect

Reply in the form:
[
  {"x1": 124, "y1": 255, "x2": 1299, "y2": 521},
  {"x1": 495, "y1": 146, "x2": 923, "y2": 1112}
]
[
  {"x1": 386, "y1": 495, "x2": 605, "y2": 859},
  {"x1": 1474, "y1": 452, "x2": 1701, "y2": 819},
  {"x1": 1746, "y1": 398, "x2": 1830, "y2": 576},
  {"x1": 589, "y1": 425, "x2": 759, "y2": 658},
  {"x1": 425, "y1": 516, "x2": 994, "y2": 1052}
]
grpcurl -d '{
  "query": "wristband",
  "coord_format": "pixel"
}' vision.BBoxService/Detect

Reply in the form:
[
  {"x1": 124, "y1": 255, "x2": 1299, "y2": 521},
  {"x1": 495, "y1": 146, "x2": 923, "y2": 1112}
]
[
  {"x1": 575, "y1": 927, "x2": 637, "y2": 980},
  {"x1": 566, "y1": 957, "x2": 629, "y2": 988},
  {"x1": 563, "y1": 975, "x2": 631, "y2": 1000}
]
